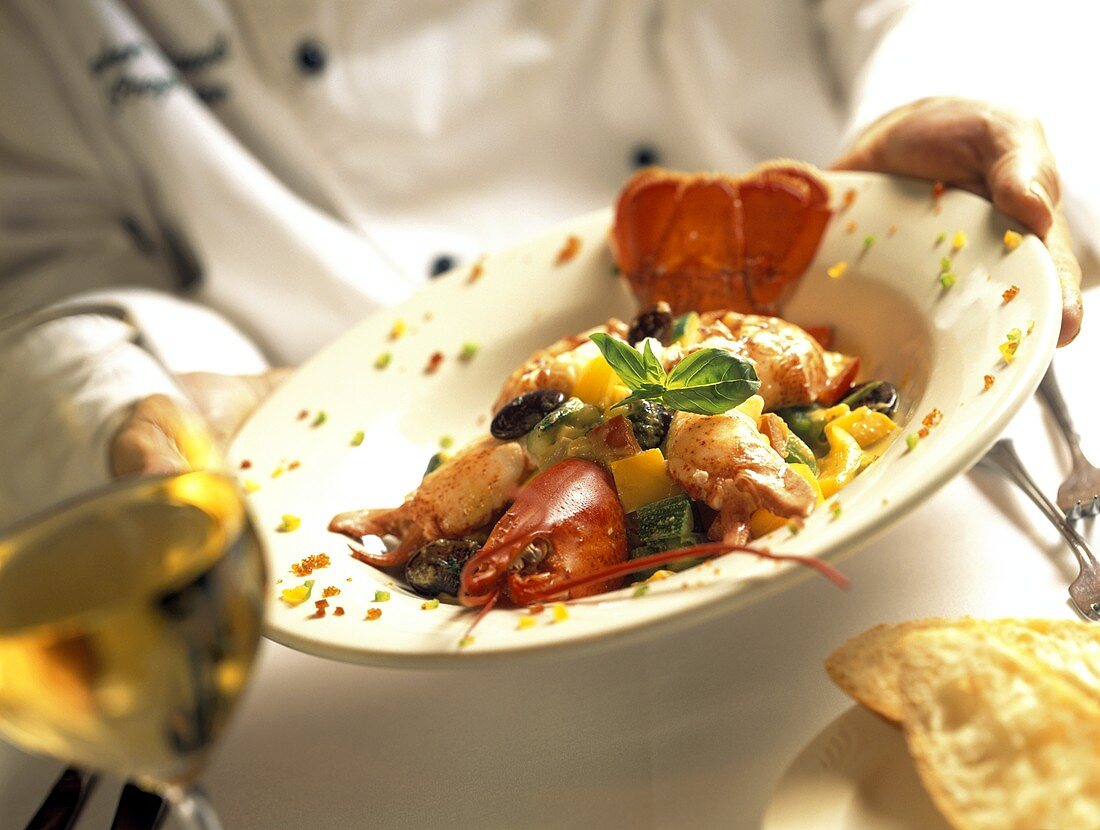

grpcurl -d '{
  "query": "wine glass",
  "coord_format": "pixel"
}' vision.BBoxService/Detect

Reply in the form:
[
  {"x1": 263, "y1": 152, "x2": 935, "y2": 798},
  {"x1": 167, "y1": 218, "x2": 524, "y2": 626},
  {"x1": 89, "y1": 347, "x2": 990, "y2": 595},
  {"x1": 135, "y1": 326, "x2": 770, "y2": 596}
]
[{"x1": 0, "y1": 304, "x2": 267, "y2": 829}]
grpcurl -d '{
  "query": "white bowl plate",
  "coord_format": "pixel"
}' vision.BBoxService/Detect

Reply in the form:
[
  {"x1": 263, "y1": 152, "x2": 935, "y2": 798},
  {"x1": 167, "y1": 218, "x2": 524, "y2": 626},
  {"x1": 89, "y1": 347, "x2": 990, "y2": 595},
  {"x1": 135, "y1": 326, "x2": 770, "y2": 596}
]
[
  {"x1": 762, "y1": 705, "x2": 950, "y2": 830},
  {"x1": 230, "y1": 171, "x2": 1059, "y2": 666}
]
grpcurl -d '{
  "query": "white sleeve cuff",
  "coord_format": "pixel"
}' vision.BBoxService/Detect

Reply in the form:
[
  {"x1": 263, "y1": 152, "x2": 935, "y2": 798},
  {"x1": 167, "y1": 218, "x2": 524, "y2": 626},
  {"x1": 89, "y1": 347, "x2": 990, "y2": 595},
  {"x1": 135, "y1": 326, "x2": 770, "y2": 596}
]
[{"x1": 0, "y1": 311, "x2": 185, "y2": 528}]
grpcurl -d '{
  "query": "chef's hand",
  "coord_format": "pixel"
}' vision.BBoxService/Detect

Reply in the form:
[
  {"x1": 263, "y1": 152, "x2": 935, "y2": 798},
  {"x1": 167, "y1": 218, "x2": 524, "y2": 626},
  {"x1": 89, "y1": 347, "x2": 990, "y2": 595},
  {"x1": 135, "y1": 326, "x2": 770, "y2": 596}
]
[
  {"x1": 109, "y1": 368, "x2": 293, "y2": 477},
  {"x1": 831, "y1": 96, "x2": 1082, "y2": 346}
]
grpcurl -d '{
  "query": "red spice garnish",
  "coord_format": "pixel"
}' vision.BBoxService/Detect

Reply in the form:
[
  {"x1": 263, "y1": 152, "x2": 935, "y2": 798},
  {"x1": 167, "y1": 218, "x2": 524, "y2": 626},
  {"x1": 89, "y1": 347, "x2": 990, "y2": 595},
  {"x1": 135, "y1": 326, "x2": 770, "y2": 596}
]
[
  {"x1": 467, "y1": 256, "x2": 485, "y2": 284},
  {"x1": 334, "y1": 607, "x2": 345, "y2": 617},
  {"x1": 934, "y1": 204, "x2": 943, "y2": 215},
  {"x1": 291, "y1": 553, "x2": 331, "y2": 577},
  {"x1": 555, "y1": 235, "x2": 582, "y2": 265},
  {"x1": 322, "y1": 586, "x2": 341, "y2": 598},
  {"x1": 983, "y1": 374, "x2": 995, "y2": 392},
  {"x1": 917, "y1": 407, "x2": 944, "y2": 438},
  {"x1": 1002, "y1": 285, "x2": 1020, "y2": 303},
  {"x1": 288, "y1": 460, "x2": 301, "y2": 471},
  {"x1": 424, "y1": 351, "x2": 445, "y2": 374},
  {"x1": 239, "y1": 459, "x2": 252, "y2": 470},
  {"x1": 297, "y1": 409, "x2": 309, "y2": 421},
  {"x1": 423, "y1": 311, "x2": 433, "y2": 322},
  {"x1": 932, "y1": 181, "x2": 945, "y2": 199},
  {"x1": 844, "y1": 219, "x2": 857, "y2": 233},
  {"x1": 887, "y1": 224, "x2": 898, "y2": 235},
  {"x1": 842, "y1": 188, "x2": 857, "y2": 210},
  {"x1": 365, "y1": 608, "x2": 382, "y2": 621}
]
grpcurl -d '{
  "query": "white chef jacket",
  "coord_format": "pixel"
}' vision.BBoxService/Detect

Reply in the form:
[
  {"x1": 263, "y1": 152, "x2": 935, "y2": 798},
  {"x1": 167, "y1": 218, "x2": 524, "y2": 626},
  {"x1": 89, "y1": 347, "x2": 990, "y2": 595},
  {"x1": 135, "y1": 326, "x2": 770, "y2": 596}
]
[{"x1": 0, "y1": 0, "x2": 1095, "y2": 526}]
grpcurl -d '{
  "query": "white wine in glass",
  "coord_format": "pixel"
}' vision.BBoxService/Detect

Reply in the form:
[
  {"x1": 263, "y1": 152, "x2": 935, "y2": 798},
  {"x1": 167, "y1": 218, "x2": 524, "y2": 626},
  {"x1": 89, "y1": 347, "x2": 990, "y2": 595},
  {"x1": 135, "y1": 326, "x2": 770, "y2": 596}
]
[{"x1": 0, "y1": 470, "x2": 265, "y2": 826}]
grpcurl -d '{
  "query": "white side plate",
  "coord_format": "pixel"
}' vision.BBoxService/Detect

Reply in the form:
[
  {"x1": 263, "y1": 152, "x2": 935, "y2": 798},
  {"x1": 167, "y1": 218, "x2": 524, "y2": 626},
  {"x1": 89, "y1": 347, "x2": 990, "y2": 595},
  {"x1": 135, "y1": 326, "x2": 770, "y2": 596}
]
[{"x1": 763, "y1": 705, "x2": 949, "y2": 830}]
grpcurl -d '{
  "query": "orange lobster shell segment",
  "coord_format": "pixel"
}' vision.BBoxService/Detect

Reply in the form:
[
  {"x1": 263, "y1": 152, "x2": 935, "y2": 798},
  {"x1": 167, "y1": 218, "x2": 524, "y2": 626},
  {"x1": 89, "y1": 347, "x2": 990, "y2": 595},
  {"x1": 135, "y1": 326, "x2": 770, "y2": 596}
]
[{"x1": 611, "y1": 162, "x2": 832, "y2": 316}]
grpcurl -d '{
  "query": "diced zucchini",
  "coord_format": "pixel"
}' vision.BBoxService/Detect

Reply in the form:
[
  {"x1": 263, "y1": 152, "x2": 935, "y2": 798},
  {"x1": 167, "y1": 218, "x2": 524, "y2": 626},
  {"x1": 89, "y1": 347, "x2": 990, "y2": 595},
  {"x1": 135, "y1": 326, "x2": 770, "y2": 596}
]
[
  {"x1": 628, "y1": 495, "x2": 694, "y2": 547},
  {"x1": 629, "y1": 533, "x2": 708, "y2": 574},
  {"x1": 526, "y1": 397, "x2": 602, "y2": 463},
  {"x1": 672, "y1": 311, "x2": 701, "y2": 345}
]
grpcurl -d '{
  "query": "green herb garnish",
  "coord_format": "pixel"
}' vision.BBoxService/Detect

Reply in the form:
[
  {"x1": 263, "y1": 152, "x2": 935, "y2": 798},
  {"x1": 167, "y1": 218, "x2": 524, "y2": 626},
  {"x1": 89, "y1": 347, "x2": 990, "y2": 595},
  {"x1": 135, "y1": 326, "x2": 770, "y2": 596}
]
[{"x1": 589, "y1": 333, "x2": 760, "y2": 416}]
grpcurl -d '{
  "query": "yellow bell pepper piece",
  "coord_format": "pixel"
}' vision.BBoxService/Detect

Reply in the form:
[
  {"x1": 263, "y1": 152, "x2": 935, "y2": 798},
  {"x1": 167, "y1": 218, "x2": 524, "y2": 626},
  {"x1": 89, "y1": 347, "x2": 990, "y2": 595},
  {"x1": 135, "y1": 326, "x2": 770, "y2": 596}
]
[
  {"x1": 735, "y1": 394, "x2": 765, "y2": 426},
  {"x1": 574, "y1": 356, "x2": 633, "y2": 410},
  {"x1": 790, "y1": 462, "x2": 824, "y2": 504},
  {"x1": 610, "y1": 448, "x2": 678, "y2": 513},
  {"x1": 817, "y1": 423, "x2": 862, "y2": 498},
  {"x1": 826, "y1": 406, "x2": 897, "y2": 449},
  {"x1": 574, "y1": 355, "x2": 618, "y2": 406},
  {"x1": 280, "y1": 579, "x2": 315, "y2": 607},
  {"x1": 747, "y1": 462, "x2": 824, "y2": 538}
]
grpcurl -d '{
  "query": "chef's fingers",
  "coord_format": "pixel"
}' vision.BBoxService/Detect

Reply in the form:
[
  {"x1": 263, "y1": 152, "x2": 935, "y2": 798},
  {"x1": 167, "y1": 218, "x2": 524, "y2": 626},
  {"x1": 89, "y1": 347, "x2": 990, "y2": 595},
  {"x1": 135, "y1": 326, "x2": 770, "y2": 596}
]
[
  {"x1": 1044, "y1": 210, "x2": 1083, "y2": 346},
  {"x1": 986, "y1": 120, "x2": 1060, "y2": 239}
]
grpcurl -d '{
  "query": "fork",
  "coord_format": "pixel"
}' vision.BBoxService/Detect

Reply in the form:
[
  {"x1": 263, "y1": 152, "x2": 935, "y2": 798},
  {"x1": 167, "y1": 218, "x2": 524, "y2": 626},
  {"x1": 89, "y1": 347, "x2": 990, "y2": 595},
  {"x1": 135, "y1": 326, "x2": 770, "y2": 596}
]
[
  {"x1": 1036, "y1": 365, "x2": 1100, "y2": 520},
  {"x1": 978, "y1": 438, "x2": 1100, "y2": 621}
]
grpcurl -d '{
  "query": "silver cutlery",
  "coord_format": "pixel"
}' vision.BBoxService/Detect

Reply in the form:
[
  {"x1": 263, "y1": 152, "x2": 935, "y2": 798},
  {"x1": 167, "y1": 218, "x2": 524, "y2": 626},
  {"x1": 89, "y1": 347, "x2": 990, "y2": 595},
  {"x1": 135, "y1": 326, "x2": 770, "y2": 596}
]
[
  {"x1": 978, "y1": 438, "x2": 1100, "y2": 621},
  {"x1": 1037, "y1": 365, "x2": 1100, "y2": 519},
  {"x1": 24, "y1": 767, "x2": 97, "y2": 830}
]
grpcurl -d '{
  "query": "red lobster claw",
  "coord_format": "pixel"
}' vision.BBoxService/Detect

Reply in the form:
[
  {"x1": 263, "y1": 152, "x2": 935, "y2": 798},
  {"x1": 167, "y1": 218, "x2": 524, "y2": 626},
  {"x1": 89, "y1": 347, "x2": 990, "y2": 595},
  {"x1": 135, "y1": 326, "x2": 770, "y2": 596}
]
[{"x1": 459, "y1": 458, "x2": 629, "y2": 608}]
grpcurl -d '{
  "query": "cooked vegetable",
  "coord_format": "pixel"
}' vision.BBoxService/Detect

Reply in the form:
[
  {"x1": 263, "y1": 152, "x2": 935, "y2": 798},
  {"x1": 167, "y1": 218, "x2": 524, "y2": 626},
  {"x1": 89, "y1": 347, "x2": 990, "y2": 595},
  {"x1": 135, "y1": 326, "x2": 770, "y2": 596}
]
[
  {"x1": 585, "y1": 415, "x2": 643, "y2": 464},
  {"x1": 627, "y1": 302, "x2": 674, "y2": 346},
  {"x1": 671, "y1": 311, "x2": 700, "y2": 344},
  {"x1": 840, "y1": 381, "x2": 898, "y2": 418},
  {"x1": 610, "y1": 448, "x2": 678, "y2": 513},
  {"x1": 405, "y1": 539, "x2": 480, "y2": 597},
  {"x1": 526, "y1": 396, "x2": 602, "y2": 463},
  {"x1": 491, "y1": 388, "x2": 567, "y2": 440},
  {"x1": 628, "y1": 494, "x2": 694, "y2": 546},
  {"x1": 784, "y1": 431, "x2": 818, "y2": 473},
  {"x1": 622, "y1": 398, "x2": 672, "y2": 450},
  {"x1": 574, "y1": 355, "x2": 629, "y2": 409},
  {"x1": 629, "y1": 533, "x2": 708, "y2": 573},
  {"x1": 775, "y1": 406, "x2": 828, "y2": 456}
]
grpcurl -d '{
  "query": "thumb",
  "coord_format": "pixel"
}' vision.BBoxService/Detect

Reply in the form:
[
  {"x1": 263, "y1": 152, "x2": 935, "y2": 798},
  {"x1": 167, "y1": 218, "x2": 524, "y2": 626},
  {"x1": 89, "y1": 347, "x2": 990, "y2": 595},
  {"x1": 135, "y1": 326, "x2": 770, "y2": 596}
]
[
  {"x1": 1045, "y1": 210, "x2": 1083, "y2": 347},
  {"x1": 110, "y1": 395, "x2": 215, "y2": 478},
  {"x1": 988, "y1": 148, "x2": 1060, "y2": 239}
]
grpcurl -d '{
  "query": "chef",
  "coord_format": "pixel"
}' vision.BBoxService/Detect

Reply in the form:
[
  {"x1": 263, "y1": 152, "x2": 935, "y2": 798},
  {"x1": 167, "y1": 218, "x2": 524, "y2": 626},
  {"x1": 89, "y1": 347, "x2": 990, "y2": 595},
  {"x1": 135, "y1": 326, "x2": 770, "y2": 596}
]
[{"x1": 0, "y1": 0, "x2": 1090, "y2": 524}]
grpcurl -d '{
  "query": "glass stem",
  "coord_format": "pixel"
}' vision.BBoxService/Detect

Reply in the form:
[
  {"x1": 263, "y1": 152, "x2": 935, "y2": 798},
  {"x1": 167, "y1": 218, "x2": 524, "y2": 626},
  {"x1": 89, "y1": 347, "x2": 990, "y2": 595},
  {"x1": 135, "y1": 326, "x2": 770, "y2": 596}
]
[{"x1": 165, "y1": 784, "x2": 224, "y2": 830}]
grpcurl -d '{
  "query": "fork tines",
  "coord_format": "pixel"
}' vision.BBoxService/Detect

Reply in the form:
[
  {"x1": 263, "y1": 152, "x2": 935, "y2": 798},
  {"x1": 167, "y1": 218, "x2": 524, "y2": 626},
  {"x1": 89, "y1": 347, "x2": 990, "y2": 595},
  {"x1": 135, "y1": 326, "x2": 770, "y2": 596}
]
[{"x1": 1067, "y1": 496, "x2": 1100, "y2": 522}]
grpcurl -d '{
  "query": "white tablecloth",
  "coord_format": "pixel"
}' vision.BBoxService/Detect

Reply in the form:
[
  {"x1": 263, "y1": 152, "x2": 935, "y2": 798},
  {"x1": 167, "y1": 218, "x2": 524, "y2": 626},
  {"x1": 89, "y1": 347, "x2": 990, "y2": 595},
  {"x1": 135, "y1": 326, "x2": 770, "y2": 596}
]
[{"x1": 3, "y1": 283, "x2": 1098, "y2": 830}]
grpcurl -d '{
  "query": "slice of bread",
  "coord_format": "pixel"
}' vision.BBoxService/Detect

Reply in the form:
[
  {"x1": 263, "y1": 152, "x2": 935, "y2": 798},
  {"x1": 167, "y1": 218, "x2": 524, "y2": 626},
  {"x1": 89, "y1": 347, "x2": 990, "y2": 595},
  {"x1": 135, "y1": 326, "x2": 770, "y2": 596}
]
[
  {"x1": 897, "y1": 628, "x2": 1100, "y2": 830},
  {"x1": 824, "y1": 617, "x2": 1100, "y2": 722}
]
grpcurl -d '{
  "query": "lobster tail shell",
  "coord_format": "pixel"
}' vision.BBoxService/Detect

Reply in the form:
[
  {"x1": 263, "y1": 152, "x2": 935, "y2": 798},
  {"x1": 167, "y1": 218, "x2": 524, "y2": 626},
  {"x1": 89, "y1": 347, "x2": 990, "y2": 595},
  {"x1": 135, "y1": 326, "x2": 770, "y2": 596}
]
[{"x1": 611, "y1": 161, "x2": 832, "y2": 316}]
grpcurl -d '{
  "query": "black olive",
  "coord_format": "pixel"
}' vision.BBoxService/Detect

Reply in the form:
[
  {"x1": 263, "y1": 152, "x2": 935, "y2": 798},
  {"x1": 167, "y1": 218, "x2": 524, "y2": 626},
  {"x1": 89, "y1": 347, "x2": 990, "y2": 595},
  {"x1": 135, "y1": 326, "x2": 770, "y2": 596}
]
[
  {"x1": 490, "y1": 389, "x2": 567, "y2": 440},
  {"x1": 840, "y1": 381, "x2": 899, "y2": 418},
  {"x1": 622, "y1": 399, "x2": 672, "y2": 450},
  {"x1": 405, "y1": 539, "x2": 480, "y2": 597},
  {"x1": 627, "y1": 302, "x2": 674, "y2": 346}
]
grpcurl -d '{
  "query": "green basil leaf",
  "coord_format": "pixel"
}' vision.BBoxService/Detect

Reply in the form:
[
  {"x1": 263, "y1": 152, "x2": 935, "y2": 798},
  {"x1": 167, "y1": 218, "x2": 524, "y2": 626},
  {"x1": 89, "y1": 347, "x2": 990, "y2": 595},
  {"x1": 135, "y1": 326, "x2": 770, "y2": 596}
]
[
  {"x1": 640, "y1": 338, "x2": 667, "y2": 385},
  {"x1": 661, "y1": 348, "x2": 760, "y2": 415},
  {"x1": 610, "y1": 384, "x2": 667, "y2": 410},
  {"x1": 589, "y1": 332, "x2": 658, "y2": 390}
]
